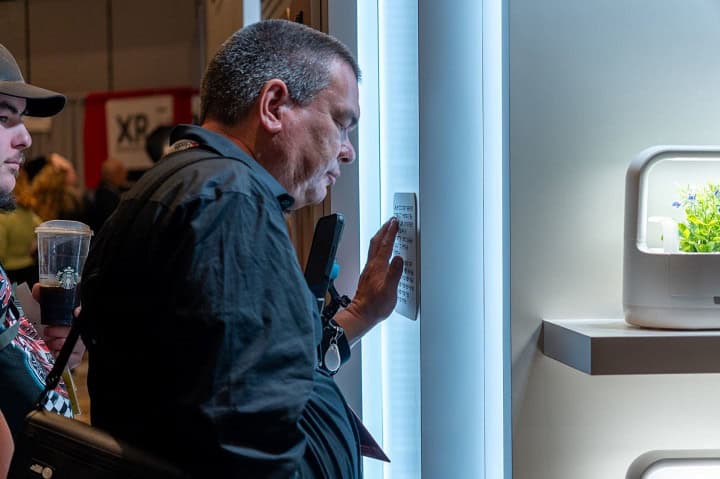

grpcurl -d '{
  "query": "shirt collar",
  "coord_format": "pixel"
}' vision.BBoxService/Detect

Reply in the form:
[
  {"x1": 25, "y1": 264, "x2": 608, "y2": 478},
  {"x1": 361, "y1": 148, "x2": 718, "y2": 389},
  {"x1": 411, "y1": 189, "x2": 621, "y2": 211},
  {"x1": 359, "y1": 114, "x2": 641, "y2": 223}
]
[{"x1": 169, "y1": 124, "x2": 295, "y2": 211}]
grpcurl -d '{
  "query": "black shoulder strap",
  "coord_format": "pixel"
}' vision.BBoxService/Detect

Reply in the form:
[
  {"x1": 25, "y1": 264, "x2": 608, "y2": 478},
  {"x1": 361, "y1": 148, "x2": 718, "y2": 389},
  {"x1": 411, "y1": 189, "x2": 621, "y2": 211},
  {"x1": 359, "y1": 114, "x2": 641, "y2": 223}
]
[{"x1": 138, "y1": 147, "x2": 232, "y2": 203}]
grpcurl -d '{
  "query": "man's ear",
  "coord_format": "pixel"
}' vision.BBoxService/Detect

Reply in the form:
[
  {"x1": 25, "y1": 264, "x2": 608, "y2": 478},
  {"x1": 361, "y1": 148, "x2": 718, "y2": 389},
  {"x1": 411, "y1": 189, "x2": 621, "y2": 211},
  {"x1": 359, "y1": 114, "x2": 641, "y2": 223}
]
[{"x1": 258, "y1": 79, "x2": 291, "y2": 134}]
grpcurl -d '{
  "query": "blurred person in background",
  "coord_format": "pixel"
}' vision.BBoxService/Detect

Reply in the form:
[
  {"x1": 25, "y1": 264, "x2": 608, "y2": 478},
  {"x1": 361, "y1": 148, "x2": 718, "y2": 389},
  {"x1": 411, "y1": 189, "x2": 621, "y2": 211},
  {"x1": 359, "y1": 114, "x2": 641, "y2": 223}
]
[
  {"x1": 86, "y1": 157, "x2": 127, "y2": 232},
  {"x1": 47, "y1": 152, "x2": 78, "y2": 188},
  {"x1": 125, "y1": 124, "x2": 175, "y2": 184},
  {"x1": 145, "y1": 125, "x2": 173, "y2": 164},
  {"x1": 30, "y1": 154, "x2": 84, "y2": 222},
  {"x1": 0, "y1": 165, "x2": 42, "y2": 286}
]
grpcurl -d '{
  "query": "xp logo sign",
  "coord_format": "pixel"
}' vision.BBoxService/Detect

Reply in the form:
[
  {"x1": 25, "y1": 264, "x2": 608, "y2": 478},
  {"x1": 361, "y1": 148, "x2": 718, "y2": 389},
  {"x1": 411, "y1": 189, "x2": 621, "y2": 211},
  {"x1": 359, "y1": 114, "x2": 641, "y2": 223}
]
[
  {"x1": 116, "y1": 113, "x2": 149, "y2": 145},
  {"x1": 105, "y1": 94, "x2": 173, "y2": 169}
]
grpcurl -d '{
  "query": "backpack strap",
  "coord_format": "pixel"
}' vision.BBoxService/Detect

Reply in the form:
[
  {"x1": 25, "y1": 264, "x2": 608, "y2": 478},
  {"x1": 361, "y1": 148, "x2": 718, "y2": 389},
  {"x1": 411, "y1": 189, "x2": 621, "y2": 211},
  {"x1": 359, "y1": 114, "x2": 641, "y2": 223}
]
[{"x1": 39, "y1": 146, "x2": 243, "y2": 408}]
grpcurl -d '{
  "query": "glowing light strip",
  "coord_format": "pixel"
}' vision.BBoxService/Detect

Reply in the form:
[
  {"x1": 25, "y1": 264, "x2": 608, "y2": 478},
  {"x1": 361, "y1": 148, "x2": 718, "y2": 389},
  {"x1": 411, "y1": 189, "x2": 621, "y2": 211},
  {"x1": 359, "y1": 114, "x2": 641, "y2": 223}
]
[{"x1": 357, "y1": 1, "x2": 384, "y2": 478}]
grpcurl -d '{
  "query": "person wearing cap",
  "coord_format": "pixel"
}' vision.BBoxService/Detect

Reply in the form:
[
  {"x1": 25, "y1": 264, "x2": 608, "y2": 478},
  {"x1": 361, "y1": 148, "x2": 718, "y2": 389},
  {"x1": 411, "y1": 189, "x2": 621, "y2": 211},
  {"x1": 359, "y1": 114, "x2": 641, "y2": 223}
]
[
  {"x1": 0, "y1": 43, "x2": 84, "y2": 453},
  {"x1": 80, "y1": 20, "x2": 402, "y2": 479}
]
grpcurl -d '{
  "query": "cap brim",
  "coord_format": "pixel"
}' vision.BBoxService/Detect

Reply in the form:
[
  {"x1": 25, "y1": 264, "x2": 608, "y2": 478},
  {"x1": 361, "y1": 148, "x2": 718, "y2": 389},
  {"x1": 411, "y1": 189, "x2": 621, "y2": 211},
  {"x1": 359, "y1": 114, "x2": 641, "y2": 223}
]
[{"x1": 0, "y1": 80, "x2": 65, "y2": 117}]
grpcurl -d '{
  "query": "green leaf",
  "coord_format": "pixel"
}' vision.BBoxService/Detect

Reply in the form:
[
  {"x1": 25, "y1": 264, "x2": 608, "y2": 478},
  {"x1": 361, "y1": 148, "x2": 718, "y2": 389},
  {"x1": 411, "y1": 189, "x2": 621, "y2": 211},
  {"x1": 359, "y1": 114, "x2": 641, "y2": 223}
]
[
  {"x1": 679, "y1": 223, "x2": 691, "y2": 238},
  {"x1": 673, "y1": 184, "x2": 720, "y2": 251}
]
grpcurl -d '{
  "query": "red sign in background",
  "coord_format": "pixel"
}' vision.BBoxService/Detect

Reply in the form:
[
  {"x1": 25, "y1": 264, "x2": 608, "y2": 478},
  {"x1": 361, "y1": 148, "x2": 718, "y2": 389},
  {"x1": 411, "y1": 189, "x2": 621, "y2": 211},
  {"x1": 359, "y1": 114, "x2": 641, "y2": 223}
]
[{"x1": 83, "y1": 87, "x2": 197, "y2": 189}]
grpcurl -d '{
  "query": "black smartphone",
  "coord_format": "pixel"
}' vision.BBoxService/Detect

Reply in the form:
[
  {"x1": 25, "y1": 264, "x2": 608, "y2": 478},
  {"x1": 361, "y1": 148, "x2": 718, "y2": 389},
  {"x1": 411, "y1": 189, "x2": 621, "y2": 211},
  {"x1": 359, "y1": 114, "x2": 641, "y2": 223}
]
[{"x1": 304, "y1": 213, "x2": 345, "y2": 301}]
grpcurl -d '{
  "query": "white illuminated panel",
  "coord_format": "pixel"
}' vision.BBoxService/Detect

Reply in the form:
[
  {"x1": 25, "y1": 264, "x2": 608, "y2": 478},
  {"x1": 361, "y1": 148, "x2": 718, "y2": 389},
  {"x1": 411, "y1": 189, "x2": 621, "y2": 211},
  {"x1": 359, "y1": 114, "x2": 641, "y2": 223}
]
[
  {"x1": 378, "y1": 0, "x2": 421, "y2": 476},
  {"x1": 355, "y1": 0, "x2": 384, "y2": 477}
]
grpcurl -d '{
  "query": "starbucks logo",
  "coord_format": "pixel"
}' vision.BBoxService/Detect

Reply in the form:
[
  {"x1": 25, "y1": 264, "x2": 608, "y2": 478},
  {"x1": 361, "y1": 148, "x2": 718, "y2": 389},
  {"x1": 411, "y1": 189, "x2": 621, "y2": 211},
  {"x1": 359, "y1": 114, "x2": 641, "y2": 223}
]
[{"x1": 56, "y1": 267, "x2": 79, "y2": 290}]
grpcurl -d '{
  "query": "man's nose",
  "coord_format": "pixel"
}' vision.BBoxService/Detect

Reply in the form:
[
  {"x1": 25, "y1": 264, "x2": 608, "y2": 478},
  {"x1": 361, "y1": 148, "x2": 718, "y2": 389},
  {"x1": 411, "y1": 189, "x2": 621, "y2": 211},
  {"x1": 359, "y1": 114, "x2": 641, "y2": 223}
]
[
  {"x1": 11, "y1": 124, "x2": 31, "y2": 151},
  {"x1": 339, "y1": 139, "x2": 356, "y2": 164}
]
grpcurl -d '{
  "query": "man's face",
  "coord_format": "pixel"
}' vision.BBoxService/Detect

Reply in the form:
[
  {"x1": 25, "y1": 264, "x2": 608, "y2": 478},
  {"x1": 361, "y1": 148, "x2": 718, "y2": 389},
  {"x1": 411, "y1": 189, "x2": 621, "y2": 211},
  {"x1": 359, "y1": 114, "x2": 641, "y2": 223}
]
[
  {"x1": 279, "y1": 60, "x2": 359, "y2": 209},
  {"x1": 0, "y1": 94, "x2": 30, "y2": 196}
]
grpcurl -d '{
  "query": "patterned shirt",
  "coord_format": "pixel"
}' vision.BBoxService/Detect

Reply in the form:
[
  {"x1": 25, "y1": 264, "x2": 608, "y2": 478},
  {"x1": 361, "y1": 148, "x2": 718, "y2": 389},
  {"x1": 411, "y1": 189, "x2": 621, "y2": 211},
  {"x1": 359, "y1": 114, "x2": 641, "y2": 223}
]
[{"x1": 0, "y1": 265, "x2": 71, "y2": 438}]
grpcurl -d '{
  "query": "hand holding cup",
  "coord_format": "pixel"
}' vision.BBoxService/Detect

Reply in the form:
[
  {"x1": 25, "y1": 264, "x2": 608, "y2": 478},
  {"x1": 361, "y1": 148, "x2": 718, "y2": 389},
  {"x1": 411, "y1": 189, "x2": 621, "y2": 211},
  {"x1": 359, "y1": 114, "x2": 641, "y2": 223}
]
[
  {"x1": 35, "y1": 220, "x2": 92, "y2": 327},
  {"x1": 31, "y1": 283, "x2": 85, "y2": 369}
]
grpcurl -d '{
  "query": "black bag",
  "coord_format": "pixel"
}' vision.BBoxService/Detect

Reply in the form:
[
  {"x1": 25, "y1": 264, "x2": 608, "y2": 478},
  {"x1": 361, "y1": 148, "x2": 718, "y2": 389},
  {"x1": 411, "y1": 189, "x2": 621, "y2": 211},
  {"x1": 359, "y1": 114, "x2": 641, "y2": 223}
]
[
  {"x1": 8, "y1": 321, "x2": 189, "y2": 479},
  {"x1": 10, "y1": 409, "x2": 189, "y2": 478}
]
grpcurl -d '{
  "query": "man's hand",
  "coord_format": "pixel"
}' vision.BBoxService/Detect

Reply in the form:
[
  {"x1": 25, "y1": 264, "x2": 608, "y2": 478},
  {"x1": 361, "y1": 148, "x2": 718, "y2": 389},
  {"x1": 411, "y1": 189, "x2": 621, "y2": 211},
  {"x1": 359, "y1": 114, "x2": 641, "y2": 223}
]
[
  {"x1": 42, "y1": 325, "x2": 85, "y2": 370},
  {"x1": 31, "y1": 283, "x2": 86, "y2": 369},
  {"x1": 335, "y1": 217, "x2": 404, "y2": 345}
]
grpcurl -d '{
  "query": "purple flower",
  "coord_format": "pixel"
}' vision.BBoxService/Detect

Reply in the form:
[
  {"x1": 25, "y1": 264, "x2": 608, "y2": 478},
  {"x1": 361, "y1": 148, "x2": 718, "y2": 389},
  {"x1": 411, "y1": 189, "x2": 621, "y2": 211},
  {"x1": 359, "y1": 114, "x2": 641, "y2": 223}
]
[
  {"x1": 688, "y1": 193, "x2": 697, "y2": 201},
  {"x1": 672, "y1": 201, "x2": 681, "y2": 208}
]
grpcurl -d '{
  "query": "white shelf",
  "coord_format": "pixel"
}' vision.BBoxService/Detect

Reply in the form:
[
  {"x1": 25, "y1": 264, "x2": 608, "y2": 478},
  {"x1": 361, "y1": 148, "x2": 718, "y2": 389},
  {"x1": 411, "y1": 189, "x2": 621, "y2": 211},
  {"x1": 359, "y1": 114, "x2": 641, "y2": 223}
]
[{"x1": 542, "y1": 319, "x2": 720, "y2": 375}]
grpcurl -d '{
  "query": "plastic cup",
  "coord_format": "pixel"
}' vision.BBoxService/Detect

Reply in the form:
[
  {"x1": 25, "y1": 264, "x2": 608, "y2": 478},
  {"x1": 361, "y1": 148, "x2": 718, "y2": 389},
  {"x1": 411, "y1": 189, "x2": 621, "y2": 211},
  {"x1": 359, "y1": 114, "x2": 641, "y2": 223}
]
[{"x1": 36, "y1": 220, "x2": 93, "y2": 326}]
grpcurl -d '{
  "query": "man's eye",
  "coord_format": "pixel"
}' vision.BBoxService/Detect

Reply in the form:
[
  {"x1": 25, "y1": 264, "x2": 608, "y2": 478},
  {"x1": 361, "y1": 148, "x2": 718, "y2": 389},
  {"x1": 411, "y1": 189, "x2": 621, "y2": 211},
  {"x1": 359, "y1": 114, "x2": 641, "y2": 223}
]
[
  {"x1": 0, "y1": 116, "x2": 7, "y2": 124},
  {"x1": 335, "y1": 120, "x2": 349, "y2": 135}
]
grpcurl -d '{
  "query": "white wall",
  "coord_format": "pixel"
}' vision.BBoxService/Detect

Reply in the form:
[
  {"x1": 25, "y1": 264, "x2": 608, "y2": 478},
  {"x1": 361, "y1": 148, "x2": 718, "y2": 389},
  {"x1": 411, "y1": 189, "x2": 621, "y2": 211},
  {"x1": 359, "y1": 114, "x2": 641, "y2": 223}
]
[{"x1": 512, "y1": 1, "x2": 720, "y2": 478}]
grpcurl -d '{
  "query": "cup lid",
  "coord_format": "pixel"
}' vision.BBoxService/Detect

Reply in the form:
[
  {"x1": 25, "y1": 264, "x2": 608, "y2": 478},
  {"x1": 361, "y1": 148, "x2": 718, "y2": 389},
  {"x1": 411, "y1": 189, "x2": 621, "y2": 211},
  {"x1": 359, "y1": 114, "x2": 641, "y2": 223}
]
[{"x1": 35, "y1": 220, "x2": 93, "y2": 236}]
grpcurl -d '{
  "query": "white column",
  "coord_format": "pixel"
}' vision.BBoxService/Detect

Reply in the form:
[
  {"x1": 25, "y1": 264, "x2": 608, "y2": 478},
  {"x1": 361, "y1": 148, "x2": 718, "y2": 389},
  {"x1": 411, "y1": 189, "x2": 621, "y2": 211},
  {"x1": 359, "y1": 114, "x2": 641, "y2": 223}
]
[
  {"x1": 418, "y1": 0, "x2": 508, "y2": 477},
  {"x1": 242, "y1": 0, "x2": 261, "y2": 26}
]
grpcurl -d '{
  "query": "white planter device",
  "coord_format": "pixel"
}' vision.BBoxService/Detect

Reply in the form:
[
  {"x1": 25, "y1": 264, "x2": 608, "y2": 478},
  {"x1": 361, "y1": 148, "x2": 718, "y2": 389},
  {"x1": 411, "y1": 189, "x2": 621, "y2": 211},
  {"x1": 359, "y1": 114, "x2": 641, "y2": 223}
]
[
  {"x1": 626, "y1": 449, "x2": 720, "y2": 479},
  {"x1": 624, "y1": 146, "x2": 720, "y2": 329}
]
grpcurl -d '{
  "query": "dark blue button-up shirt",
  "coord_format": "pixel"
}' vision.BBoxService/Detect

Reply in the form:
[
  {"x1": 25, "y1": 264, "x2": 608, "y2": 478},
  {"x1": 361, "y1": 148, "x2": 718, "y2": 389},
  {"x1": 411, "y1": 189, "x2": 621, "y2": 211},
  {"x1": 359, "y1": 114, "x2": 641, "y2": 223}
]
[{"x1": 81, "y1": 125, "x2": 360, "y2": 478}]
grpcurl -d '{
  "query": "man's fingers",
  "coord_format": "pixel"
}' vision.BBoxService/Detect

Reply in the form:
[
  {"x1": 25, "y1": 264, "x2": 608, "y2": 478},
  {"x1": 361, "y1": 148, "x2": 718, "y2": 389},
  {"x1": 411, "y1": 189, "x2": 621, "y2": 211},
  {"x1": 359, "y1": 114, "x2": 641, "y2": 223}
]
[
  {"x1": 47, "y1": 337, "x2": 65, "y2": 348},
  {"x1": 367, "y1": 217, "x2": 395, "y2": 257},
  {"x1": 44, "y1": 338, "x2": 65, "y2": 356},
  {"x1": 368, "y1": 217, "x2": 399, "y2": 260},
  {"x1": 378, "y1": 218, "x2": 400, "y2": 258},
  {"x1": 387, "y1": 255, "x2": 404, "y2": 286},
  {"x1": 43, "y1": 325, "x2": 70, "y2": 340},
  {"x1": 367, "y1": 223, "x2": 385, "y2": 257}
]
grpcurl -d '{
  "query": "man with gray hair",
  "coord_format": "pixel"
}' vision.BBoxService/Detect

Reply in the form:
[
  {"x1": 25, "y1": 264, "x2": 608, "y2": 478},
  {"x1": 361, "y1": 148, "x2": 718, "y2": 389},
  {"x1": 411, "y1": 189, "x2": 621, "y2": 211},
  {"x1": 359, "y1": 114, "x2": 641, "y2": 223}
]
[{"x1": 81, "y1": 20, "x2": 402, "y2": 478}]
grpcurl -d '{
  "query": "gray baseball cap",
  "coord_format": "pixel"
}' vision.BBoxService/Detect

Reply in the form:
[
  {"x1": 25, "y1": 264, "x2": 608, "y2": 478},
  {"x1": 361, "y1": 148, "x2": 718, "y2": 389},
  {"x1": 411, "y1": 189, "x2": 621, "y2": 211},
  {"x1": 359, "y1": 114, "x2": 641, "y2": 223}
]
[{"x1": 0, "y1": 43, "x2": 65, "y2": 117}]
